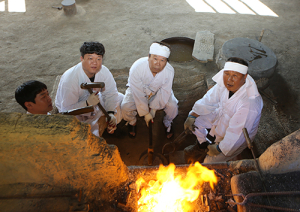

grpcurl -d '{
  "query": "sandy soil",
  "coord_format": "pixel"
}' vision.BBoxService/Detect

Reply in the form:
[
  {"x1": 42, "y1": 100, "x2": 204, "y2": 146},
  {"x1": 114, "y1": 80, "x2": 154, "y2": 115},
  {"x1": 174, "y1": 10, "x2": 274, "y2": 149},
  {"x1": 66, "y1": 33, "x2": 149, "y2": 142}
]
[{"x1": 1, "y1": 0, "x2": 300, "y2": 164}]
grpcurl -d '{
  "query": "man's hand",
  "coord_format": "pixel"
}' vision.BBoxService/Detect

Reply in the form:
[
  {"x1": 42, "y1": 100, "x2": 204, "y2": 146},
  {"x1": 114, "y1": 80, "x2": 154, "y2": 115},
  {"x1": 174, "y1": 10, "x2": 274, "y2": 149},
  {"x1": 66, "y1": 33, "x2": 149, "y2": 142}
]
[
  {"x1": 184, "y1": 116, "x2": 196, "y2": 133},
  {"x1": 144, "y1": 113, "x2": 153, "y2": 127},
  {"x1": 207, "y1": 144, "x2": 221, "y2": 156},
  {"x1": 150, "y1": 108, "x2": 156, "y2": 119},
  {"x1": 107, "y1": 113, "x2": 117, "y2": 134},
  {"x1": 87, "y1": 93, "x2": 100, "y2": 106}
]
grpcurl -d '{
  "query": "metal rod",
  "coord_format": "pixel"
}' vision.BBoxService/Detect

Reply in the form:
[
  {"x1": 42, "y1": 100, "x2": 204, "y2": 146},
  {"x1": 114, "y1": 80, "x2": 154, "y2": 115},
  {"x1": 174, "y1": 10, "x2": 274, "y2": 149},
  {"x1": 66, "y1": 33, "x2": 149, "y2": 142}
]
[
  {"x1": 228, "y1": 191, "x2": 300, "y2": 211},
  {"x1": 242, "y1": 128, "x2": 273, "y2": 209},
  {"x1": 229, "y1": 191, "x2": 300, "y2": 205},
  {"x1": 248, "y1": 203, "x2": 300, "y2": 212},
  {"x1": 128, "y1": 160, "x2": 256, "y2": 173},
  {"x1": 259, "y1": 29, "x2": 265, "y2": 42},
  {"x1": 148, "y1": 121, "x2": 153, "y2": 165},
  {"x1": 162, "y1": 129, "x2": 189, "y2": 155}
]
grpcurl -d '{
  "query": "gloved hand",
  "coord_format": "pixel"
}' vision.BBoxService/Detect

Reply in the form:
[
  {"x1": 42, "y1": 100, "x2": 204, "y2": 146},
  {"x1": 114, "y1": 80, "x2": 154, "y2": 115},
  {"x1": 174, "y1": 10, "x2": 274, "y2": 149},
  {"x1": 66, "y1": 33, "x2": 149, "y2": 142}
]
[
  {"x1": 87, "y1": 93, "x2": 100, "y2": 106},
  {"x1": 144, "y1": 113, "x2": 153, "y2": 127},
  {"x1": 149, "y1": 108, "x2": 156, "y2": 119},
  {"x1": 107, "y1": 113, "x2": 117, "y2": 134},
  {"x1": 184, "y1": 116, "x2": 196, "y2": 133},
  {"x1": 207, "y1": 144, "x2": 221, "y2": 156}
]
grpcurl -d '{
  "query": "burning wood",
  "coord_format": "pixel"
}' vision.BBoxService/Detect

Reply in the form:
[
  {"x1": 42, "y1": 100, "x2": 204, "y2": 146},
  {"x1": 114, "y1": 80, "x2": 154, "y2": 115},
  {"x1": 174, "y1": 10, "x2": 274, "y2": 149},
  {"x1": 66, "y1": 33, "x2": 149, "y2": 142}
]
[{"x1": 135, "y1": 162, "x2": 217, "y2": 212}]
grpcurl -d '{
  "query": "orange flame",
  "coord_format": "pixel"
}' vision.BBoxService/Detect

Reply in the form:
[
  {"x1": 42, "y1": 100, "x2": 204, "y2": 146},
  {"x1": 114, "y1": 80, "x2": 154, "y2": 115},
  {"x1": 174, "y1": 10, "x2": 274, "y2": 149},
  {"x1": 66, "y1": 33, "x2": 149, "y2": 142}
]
[{"x1": 136, "y1": 162, "x2": 218, "y2": 212}]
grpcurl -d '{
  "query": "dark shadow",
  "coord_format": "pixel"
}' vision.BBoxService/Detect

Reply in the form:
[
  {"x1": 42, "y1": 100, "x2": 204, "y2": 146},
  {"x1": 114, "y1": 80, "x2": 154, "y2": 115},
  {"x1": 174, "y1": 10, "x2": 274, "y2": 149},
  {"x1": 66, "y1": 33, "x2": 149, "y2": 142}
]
[{"x1": 268, "y1": 71, "x2": 300, "y2": 122}]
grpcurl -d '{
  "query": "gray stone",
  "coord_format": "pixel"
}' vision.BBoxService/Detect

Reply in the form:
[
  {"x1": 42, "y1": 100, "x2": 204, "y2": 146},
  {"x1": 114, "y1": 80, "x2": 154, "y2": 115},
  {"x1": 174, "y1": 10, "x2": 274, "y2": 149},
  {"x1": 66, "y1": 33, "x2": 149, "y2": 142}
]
[
  {"x1": 216, "y1": 37, "x2": 277, "y2": 80},
  {"x1": 0, "y1": 112, "x2": 129, "y2": 204},
  {"x1": 258, "y1": 128, "x2": 300, "y2": 174},
  {"x1": 192, "y1": 31, "x2": 215, "y2": 63}
]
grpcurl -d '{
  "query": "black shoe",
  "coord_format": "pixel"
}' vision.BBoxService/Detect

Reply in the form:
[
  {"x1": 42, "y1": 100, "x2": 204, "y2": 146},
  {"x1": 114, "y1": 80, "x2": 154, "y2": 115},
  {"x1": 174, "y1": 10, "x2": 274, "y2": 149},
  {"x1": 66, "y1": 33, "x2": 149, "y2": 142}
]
[
  {"x1": 165, "y1": 125, "x2": 174, "y2": 139},
  {"x1": 128, "y1": 124, "x2": 136, "y2": 139}
]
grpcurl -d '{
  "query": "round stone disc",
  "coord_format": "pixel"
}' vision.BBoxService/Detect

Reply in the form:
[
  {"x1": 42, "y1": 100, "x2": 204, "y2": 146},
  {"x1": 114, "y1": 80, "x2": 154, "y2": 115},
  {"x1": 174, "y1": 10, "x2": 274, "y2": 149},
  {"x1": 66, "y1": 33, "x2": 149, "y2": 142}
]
[{"x1": 216, "y1": 37, "x2": 277, "y2": 80}]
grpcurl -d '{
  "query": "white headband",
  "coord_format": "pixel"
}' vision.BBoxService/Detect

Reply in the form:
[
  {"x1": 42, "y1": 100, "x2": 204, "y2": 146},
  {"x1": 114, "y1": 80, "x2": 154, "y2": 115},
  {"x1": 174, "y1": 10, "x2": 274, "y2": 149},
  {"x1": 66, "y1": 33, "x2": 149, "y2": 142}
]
[
  {"x1": 149, "y1": 43, "x2": 170, "y2": 58},
  {"x1": 223, "y1": 61, "x2": 248, "y2": 74}
]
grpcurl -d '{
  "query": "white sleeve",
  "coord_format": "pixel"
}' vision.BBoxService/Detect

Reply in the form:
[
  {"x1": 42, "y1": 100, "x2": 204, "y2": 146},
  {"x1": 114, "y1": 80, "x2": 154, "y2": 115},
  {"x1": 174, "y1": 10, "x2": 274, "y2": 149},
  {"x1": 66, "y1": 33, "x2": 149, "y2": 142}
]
[
  {"x1": 192, "y1": 85, "x2": 221, "y2": 116},
  {"x1": 99, "y1": 69, "x2": 119, "y2": 112},
  {"x1": 128, "y1": 65, "x2": 149, "y2": 117},
  {"x1": 219, "y1": 99, "x2": 261, "y2": 156},
  {"x1": 55, "y1": 82, "x2": 87, "y2": 112}
]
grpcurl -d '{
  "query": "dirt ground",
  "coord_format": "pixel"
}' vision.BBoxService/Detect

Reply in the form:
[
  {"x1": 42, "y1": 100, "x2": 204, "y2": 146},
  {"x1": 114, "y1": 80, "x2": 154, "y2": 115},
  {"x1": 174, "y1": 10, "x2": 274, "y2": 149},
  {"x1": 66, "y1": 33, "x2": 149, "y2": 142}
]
[{"x1": 1, "y1": 0, "x2": 300, "y2": 166}]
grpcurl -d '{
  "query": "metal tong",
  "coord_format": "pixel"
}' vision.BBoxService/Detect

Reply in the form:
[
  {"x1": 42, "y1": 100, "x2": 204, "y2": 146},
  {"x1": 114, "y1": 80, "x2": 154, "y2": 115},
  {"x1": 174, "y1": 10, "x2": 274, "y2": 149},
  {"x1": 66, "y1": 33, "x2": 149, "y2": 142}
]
[
  {"x1": 227, "y1": 191, "x2": 300, "y2": 211},
  {"x1": 162, "y1": 129, "x2": 190, "y2": 155}
]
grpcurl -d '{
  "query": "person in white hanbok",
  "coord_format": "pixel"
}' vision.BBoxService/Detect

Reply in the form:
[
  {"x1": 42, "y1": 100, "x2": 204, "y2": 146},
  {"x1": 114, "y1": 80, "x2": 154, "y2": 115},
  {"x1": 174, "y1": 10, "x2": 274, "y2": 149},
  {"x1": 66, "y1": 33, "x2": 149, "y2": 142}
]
[
  {"x1": 55, "y1": 42, "x2": 123, "y2": 137},
  {"x1": 184, "y1": 57, "x2": 263, "y2": 163},
  {"x1": 15, "y1": 80, "x2": 53, "y2": 115},
  {"x1": 121, "y1": 42, "x2": 178, "y2": 138}
]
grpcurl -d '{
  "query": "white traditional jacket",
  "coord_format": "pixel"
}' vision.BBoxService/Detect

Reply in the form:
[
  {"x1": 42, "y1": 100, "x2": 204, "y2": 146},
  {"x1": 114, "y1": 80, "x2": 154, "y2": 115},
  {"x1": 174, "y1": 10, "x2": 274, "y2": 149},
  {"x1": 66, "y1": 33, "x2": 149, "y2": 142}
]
[
  {"x1": 55, "y1": 62, "x2": 119, "y2": 135},
  {"x1": 126, "y1": 57, "x2": 175, "y2": 116}
]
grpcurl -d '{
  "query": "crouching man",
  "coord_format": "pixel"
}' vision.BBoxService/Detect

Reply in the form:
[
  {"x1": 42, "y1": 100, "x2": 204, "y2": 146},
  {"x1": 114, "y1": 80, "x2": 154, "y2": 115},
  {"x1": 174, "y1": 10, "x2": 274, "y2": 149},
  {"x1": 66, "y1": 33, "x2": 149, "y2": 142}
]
[
  {"x1": 184, "y1": 57, "x2": 263, "y2": 163},
  {"x1": 121, "y1": 42, "x2": 178, "y2": 139},
  {"x1": 55, "y1": 41, "x2": 123, "y2": 137},
  {"x1": 15, "y1": 80, "x2": 53, "y2": 115}
]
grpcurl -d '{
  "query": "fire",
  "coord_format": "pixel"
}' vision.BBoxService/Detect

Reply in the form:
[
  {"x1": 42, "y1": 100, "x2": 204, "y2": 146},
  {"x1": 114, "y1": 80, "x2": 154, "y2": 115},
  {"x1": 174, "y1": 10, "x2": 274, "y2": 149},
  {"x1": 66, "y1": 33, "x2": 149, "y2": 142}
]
[{"x1": 136, "y1": 162, "x2": 218, "y2": 212}]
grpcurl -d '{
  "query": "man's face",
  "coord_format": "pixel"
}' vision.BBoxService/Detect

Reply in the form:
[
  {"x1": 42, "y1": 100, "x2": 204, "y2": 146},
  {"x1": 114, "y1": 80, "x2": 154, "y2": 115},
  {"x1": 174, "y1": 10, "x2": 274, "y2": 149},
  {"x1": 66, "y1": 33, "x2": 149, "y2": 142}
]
[
  {"x1": 81, "y1": 53, "x2": 103, "y2": 78},
  {"x1": 25, "y1": 89, "x2": 53, "y2": 114},
  {"x1": 223, "y1": 70, "x2": 247, "y2": 93},
  {"x1": 148, "y1": 54, "x2": 168, "y2": 75}
]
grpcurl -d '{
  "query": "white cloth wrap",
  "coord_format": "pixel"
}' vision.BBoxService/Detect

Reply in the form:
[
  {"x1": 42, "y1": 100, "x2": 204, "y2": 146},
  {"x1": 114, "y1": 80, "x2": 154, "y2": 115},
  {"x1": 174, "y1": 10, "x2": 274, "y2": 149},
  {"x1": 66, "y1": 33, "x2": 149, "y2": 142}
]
[
  {"x1": 149, "y1": 43, "x2": 170, "y2": 58},
  {"x1": 212, "y1": 69, "x2": 260, "y2": 98},
  {"x1": 223, "y1": 61, "x2": 248, "y2": 74}
]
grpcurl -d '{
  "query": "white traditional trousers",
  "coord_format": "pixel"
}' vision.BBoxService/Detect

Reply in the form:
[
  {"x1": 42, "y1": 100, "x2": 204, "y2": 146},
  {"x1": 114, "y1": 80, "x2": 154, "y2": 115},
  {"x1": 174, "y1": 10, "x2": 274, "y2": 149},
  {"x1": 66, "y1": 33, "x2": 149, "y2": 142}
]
[
  {"x1": 193, "y1": 113, "x2": 247, "y2": 163},
  {"x1": 121, "y1": 87, "x2": 178, "y2": 127}
]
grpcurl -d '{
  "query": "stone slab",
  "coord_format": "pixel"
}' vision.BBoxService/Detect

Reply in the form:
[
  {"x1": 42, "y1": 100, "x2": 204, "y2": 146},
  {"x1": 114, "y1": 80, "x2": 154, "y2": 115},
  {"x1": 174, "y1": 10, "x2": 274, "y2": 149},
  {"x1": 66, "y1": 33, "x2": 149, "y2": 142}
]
[{"x1": 192, "y1": 31, "x2": 215, "y2": 63}]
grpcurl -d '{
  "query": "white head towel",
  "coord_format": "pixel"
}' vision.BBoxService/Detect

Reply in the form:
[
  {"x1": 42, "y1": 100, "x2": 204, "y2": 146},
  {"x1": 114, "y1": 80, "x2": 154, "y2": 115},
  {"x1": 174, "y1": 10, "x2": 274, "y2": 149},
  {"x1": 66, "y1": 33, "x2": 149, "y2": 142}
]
[
  {"x1": 212, "y1": 61, "x2": 260, "y2": 98},
  {"x1": 223, "y1": 61, "x2": 248, "y2": 74},
  {"x1": 149, "y1": 43, "x2": 170, "y2": 58}
]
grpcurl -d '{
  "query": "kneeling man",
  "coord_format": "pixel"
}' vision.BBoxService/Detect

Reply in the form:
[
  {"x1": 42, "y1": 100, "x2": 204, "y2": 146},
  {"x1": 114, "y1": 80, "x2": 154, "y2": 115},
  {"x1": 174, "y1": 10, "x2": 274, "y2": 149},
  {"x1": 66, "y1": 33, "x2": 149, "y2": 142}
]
[
  {"x1": 184, "y1": 57, "x2": 263, "y2": 163},
  {"x1": 121, "y1": 42, "x2": 178, "y2": 138}
]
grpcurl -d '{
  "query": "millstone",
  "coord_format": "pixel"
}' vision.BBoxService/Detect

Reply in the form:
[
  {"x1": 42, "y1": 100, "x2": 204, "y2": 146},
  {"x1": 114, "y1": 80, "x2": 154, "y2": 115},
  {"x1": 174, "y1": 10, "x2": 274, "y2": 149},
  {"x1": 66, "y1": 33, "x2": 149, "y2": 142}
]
[{"x1": 216, "y1": 37, "x2": 277, "y2": 81}]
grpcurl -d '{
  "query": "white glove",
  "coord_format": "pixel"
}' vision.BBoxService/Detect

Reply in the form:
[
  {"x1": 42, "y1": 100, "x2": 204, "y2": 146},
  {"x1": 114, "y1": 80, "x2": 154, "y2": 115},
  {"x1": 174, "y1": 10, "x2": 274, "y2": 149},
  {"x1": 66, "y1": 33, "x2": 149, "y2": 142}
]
[
  {"x1": 149, "y1": 109, "x2": 156, "y2": 119},
  {"x1": 87, "y1": 93, "x2": 100, "y2": 106},
  {"x1": 107, "y1": 113, "x2": 117, "y2": 134},
  {"x1": 144, "y1": 113, "x2": 153, "y2": 127},
  {"x1": 184, "y1": 116, "x2": 196, "y2": 132}
]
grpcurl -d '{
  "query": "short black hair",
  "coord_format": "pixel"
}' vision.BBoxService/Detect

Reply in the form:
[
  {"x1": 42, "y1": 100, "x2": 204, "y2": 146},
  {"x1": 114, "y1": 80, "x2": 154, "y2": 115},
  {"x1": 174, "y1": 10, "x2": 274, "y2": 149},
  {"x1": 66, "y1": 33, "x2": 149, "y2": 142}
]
[
  {"x1": 15, "y1": 80, "x2": 47, "y2": 110},
  {"x1": 80, "y1": 42, "x2": 105, "y2": 58},
  {"x1": 227, "y1": 57, "x2": 248, "y2": 67}
]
